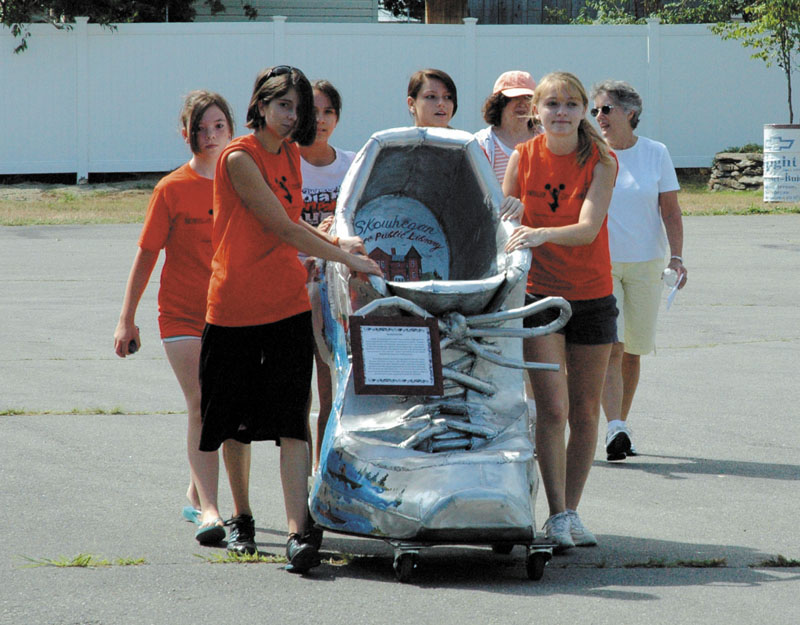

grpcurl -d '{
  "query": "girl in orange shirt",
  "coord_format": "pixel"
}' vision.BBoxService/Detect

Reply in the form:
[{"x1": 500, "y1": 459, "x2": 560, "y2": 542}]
[
  {"x1": 200, "y1": 66, "x2": 381, "y2": 573},
  {"x1": 114, "y1": 91, "x2": 250, "y2": 547},
  {"x1": 502, "y1": 72, "x2": 618, "y2": 552}
]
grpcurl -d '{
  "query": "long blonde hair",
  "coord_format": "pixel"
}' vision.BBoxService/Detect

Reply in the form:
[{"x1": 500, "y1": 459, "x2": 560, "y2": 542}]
[{"x1": 533, "y1": 71, "x2": 613, "y2": 168}]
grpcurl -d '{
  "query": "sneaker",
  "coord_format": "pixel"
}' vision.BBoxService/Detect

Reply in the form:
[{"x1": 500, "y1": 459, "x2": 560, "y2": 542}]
[
  {"x1": 543, "y1": 511, "x2": 575, "y2": 553},
  {"x1": 225, "y1": 514, "x2": 257, "y2": 555},
  {"x1": 285, "y1": 533, "x2": 321, "y2": 573},
  {"x1": 606, "y1": 421, "x2": 632, "y2": 461},
  {"x1": 304, "y1": 512, "x2": 323, "y2": 551},
  {"x1": 567, "y1": 509, "x2": 597, "y2": 547}
]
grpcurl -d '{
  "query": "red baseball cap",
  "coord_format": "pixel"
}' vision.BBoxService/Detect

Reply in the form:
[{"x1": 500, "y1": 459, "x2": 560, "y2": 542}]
[{"x1": 493, "y1": 71, "x2": 537, "y2": 98}]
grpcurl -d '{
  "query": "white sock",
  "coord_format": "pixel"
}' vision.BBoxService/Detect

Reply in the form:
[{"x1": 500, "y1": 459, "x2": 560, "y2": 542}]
[{"x1": 608, "y1": 419, "x2": 625, "y2": 431}]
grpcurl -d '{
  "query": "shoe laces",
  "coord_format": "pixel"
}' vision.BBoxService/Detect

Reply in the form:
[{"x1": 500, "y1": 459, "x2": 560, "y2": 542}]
[
  {"x1": 566, "y1": 509, "x2": 585, "y2": 530},
  {"x1": 544, "y1": 511, "x2": 570, "y2": 533},
  {"x1": 225, "y1": 514, "x2": 255, "y2": 540}
]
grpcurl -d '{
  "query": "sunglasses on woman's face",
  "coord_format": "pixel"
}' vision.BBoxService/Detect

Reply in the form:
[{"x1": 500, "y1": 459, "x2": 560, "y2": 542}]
[{"x1": 590, "y1": 105, "x2": 615, "y2": 117}]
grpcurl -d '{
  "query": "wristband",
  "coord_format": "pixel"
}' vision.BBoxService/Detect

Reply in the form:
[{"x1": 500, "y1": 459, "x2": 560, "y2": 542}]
[
  {"x1": 332, "y1": 236, "x2": 340, "y2": 247},
  {"x1": 670, "y1": 255, "x2": 683, "y2": 263}
]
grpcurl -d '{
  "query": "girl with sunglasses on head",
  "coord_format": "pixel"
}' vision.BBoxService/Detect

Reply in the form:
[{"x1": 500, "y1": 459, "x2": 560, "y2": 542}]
[
  {"x1": 113, "y1": 90, "x2": 251, "y2": 548},
  {"x1": 589, "y1": 80, "x2": 686, "y2": 462},
  {"x1": 199, "y1": 66, "x2": 382, "y2": 573},
  {"x1": 407, "y1": 68, "x2": 458, "y2": 128},
  {"x1": 501, "y1": 71, "x2": 618, "y2": 553},
  {"x1": 298, "y1": 79, "x2": 356, "y2": 473}
]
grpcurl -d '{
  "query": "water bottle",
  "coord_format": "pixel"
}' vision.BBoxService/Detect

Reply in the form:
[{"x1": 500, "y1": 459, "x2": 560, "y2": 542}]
[{"x1": 662, "y1": 268, "x2": 679, "y2": 288}]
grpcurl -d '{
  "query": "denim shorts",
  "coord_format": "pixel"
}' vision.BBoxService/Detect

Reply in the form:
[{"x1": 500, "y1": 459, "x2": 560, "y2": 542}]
[{"x1": 523, "y1": 293, "x2": 618, "y2": 345}]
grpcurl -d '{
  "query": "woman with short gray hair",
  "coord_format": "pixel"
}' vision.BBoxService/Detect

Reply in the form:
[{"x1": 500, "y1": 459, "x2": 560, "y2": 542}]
[{"x1": 589, "y1": 80, "x2": 687, "y2": 462}]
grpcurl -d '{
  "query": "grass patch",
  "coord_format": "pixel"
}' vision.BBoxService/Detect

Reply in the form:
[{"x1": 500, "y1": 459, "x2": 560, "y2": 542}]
[
  {"x1": 1, "y1": 408, "x2": 185, "y2": 416},
  {"x1": 674, "y1": 558, "x2": 727, "y2": 568},
  {"x1": 114, "y1": 557, "x2": 147, "y2": 566},
  {"x1": 195, "y1": 551, "x2": 289, "y2": 564},
  {"x1": 676, "y1": 173, "x2": 800, "y2": 215},
  {"x1": 68, "y1": 406, "x2": 127, "y2": 415},
  {"x1": 0, "y1": 183, "x2": 152, "y2": 226},
  {"x1": 1, "y1": 171, "x2": 799, "y2": 225},
  {"x1": 324, "y1": 553, "x2": 354, "y2": 567},
  {"x1": 623, "y1": 557, "x2": 667, "y2": 568},
  {"x1": 754, "y1": 555, "x2": 800, "y2": 568},
  {"x1": 622, "y1": 557, "x2": 727, "y2": 569},
  {"x1": 195, "y1": 551, "x2": 352, "y2": 566},
  {"x1": 19, "y1": 553, "x2": 146, "y2": 568}
]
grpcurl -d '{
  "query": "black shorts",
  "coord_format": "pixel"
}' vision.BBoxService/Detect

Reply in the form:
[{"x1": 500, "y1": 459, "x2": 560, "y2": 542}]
[
  {"x1": 199, "y1": 311, "x2": 313, "y2": 451},
  {"x1": 523, "y1": 293, "x2": 618, "y2": 345}
]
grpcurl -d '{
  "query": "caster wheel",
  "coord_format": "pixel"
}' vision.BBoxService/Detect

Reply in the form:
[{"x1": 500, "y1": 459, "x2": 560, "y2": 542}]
[
  {"x1": 526, "y1": 552, "x2": 548, "y2": 581},
  {"x1": 491, "y1": 543, "x2": 514, "y2": 555},
  {"x1": 393, "y1": 553, "x2": 417, "y2": 583}
]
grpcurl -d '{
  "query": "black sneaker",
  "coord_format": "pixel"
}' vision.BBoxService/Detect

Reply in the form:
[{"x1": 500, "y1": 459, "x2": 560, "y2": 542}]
[
  {"x1": 285, "y1": 533, "x2": 320, "y2": 573},
  {"x1": 225, "y1": 514, "x2": 257, "y2": 555},
  {"x1": 605, "y1": 425, "x2": 632, "y2": 462},
  {"x1": 304, "y1": 512, "x2": 323, "y2": 551}
]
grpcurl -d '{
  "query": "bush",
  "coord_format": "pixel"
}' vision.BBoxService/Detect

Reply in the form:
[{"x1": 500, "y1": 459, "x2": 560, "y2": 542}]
[{"x1": 721, "y1": 144, "x2": 764, "y2": 153}]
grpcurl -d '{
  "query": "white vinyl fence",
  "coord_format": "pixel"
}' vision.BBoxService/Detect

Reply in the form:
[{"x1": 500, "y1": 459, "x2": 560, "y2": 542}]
[{"x1": 0, "y1": 16, "x2": 793, "y2": 179}]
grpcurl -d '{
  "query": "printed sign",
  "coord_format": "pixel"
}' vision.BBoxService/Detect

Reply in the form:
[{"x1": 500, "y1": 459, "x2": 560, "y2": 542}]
[
  {"x1": 354, "y1": 195, "x2": 450, "y2": 281},
  {"x1": 764, "y1": 125, "x2": 800, "y2": 202},
  {"x1": 350, "y1": 315, "x2": 443, "y2": 396}
]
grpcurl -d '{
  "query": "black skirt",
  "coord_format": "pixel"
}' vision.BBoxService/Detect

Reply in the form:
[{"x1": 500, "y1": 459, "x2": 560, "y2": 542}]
[{"x1": 199, "y1": 311, "x2": 313, "y2": 451}]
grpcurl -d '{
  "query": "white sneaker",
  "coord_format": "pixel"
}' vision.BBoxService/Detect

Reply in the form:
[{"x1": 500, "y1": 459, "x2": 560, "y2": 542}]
[
  {"x1": 606, "y1": 421, "x2": 632, "y2": 461},
  {"x1": 543, "y1": 511, "x2": 575, "y2": 552},
  {"x1": 567, "y1": 509, "x2": 597, "y2": 547}
]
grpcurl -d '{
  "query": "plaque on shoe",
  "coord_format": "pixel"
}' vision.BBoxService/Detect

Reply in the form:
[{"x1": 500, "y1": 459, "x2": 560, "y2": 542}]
[{"x1": 350, "y1": 315, "x2": 443, "y2": 396}]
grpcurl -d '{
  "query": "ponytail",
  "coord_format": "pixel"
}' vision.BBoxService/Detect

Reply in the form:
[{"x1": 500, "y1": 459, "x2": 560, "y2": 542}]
[{"x1": 577, "y1": 118, "x2": 613, "y2": 167}]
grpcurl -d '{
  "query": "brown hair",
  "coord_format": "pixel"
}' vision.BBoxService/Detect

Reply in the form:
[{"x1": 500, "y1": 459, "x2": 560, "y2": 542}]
[
  {"x1": 312, "y1": 79, "x2": 343, "y2": 120},
  {"x1": 245, "y1": 66, "x2": 316, "y2": 146},
  {"x1": 482, "y1": 91, "x2": 536, "y2": 131},
  {"x1": 533, "y1": 71, "x2": 612, "y2": 167},
  {"x1": 407, "y1": 68, "x2": 458, "y2": 116},
  {"x1": 180, "y1": 90, "x2": 234, "y2": 154}
]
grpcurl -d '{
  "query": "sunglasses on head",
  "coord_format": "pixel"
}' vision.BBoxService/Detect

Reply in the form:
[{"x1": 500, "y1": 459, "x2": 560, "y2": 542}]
[
  {"x1": 257, "y1": 65, "x2": 300, "y2": 95},
  {"x1": 266, "y1": 65, "x2": 293, "y2": 80},
  {"x1": 590, "y1": 105, "x2": 615, "y2": 117}
]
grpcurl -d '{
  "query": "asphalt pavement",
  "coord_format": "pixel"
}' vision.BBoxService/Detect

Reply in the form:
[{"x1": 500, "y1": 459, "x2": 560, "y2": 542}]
[{"x1": 1, "y1": 217, "x2": 799, "y2": 625}]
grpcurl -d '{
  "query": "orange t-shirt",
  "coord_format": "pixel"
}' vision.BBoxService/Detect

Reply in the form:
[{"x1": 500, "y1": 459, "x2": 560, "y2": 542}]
[
  {"x1": 206, "y1": 134, "x2": 310, "y2": 327},
  {"x1": 138, "y1": 163, "x2": 213, "y2": 338},
  {"x1": 517, "y1": 135, "x2": 615, "y2": 300}
]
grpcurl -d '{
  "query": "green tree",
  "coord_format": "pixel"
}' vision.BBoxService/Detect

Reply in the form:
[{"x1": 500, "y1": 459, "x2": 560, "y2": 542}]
[
  {"x1": 1, "y1": 1, "x2": 256, "y2": 53},
  {"x1": 711, "y1": 0, "x2": 800, "y2": 123},
  {"x1": 573, "y1": 0, "x2": 757, "y2": 25},
  {"x1": 381, "y1": 0, "x2": 424, "y2": 21}
]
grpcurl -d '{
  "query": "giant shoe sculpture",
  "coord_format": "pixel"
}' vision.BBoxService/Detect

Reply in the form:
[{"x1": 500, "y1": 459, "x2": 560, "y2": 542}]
[{"x1": 308, "y1": 127, "x2": 571, "y2": 582}]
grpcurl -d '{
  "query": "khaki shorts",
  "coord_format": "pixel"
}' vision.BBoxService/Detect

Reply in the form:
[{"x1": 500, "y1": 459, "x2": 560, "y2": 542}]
[{"x1": 612, "y1": 258, "x2": 664, "y2": 355}]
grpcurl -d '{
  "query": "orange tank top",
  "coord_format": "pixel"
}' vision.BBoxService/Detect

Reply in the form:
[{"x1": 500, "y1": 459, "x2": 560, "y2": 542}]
[
  {"x1": 206, "y1": 134, "x2": 310, "y2": 327},
  {"x1": 517, "y1": 134, "x2": 614, "y2": 300}
]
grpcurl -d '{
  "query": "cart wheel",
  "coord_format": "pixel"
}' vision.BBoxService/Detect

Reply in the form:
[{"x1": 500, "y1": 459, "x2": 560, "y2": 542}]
[
  {"x1": 393, "y1": 553, "x2": 417, "y2": 583},
  {"x1": 491, "y1": 543, "x2": 514, "y2": 555},
  {"x1": 526, "y1": 552, "x2": 548, "y2": 581}
]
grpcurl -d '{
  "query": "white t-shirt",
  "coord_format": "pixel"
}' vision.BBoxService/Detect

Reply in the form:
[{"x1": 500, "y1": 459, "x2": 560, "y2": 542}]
[
  {"x1": 607, "y1": 136, "x2": 680, "y2": 262},
  {"x1": 300, "y1": 146, "x2": 356, "y2": 227}
]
